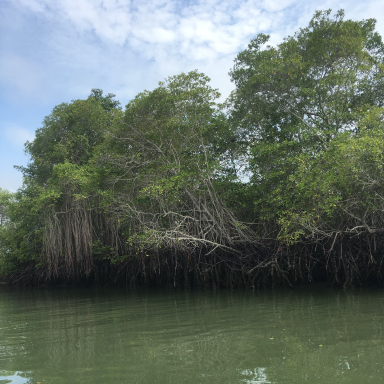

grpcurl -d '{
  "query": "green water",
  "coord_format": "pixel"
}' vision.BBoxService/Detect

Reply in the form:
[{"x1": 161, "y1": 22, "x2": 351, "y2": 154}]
[{"x1": 0, "y1": 286, "x2": 383, "y2": 384}]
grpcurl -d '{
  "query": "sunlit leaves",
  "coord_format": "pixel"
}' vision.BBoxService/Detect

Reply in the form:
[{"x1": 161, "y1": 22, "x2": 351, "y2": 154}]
[{"x1": 229, "y1": 9, "x2": 384, "y2": 242}]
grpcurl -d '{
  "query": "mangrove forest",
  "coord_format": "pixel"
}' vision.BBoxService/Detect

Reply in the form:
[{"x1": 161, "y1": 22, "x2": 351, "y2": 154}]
[{"x1": 1, "y1": 10, "x2": 384, "y2": 287}]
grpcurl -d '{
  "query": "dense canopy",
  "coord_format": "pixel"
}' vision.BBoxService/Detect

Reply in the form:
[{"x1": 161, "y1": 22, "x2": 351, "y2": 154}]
[{"x1": 1, "y1": 11, "x2": 384, "y2": 287}]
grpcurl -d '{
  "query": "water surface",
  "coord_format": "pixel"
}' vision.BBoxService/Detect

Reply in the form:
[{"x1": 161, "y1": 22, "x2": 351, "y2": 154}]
[{"x1": 0, "y1": 286, "x2": 383, "y2": 383}]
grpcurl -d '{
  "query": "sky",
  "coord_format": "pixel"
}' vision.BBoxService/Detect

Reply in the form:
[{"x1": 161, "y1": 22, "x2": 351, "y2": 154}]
[{"x1": 1, "y1": 0, "x2": 384, "y2": 192}]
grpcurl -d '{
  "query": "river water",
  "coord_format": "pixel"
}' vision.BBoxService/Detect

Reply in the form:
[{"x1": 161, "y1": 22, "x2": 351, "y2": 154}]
[{"x1": 0, "y1": 285, "x2": 383, "y2": 383}]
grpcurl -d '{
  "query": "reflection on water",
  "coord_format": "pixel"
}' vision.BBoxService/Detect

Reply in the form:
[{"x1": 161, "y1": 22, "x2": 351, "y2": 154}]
[
  {"x1": 240, "y1": 368, "x2": 272, "y2": 384},
  {"x1": 0, "y1": 286, "x2": 383, "y2": 383},
  {"x1": 0, "y1": 371, "x2": 30, "y2": 384}
]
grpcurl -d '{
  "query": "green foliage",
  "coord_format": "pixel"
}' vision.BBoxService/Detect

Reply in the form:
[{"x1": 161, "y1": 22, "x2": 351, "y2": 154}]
[
  {"x1": 100, "y1": 71, "x2": 249, "y2": 257},
  {"x1": 229, "y1": 9, "x2": 384, "y2": 241},
  {"x1": 3, "y1": 11, "x2": 384, "y2": 286},
  {"x1": 278, "y1": 108, "x2": 384, "y2": 238},
  {"x1": 88, "y1": 89, "x2": 121, "y2": 113},
  {"x1": 22, "y1": 95, "x2": 119, "y2": 184},
  {"x1": 108, "y1": 70, "x2": 221, "y2": 207},
  {"x1": 0, "y1": 186, "x2": 45, "y2": 274},
  {"x1": 0, "y1": 188, "x2": 11, "y2": 226},
  {"x1": 0, "y1": 91, "x2": 121, "y2": 277}
]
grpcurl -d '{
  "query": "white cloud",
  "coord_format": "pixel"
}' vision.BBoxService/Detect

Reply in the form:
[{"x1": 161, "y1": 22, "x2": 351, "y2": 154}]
[
  {"x1": 9, "y1": 0, "x2": 283, "y2": 58},
  {"x1": 0, "y1": 170, "x2": 24, "y2": 193},
  {"x1": 0, "y1": 54, "x2": 42, "y2": 98},
  {"x1": 14, "y1": 0, "x2": 47, "y2": 13},
  {"x1": 4, "y1": 125, "x2": 35, "y2": 147},
  {"x1": 2, "y1": 0, "x2": 384, "y2": 192},
  {"x1": 4, "y1": 0, "x2": 383, "y2": 105}
]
